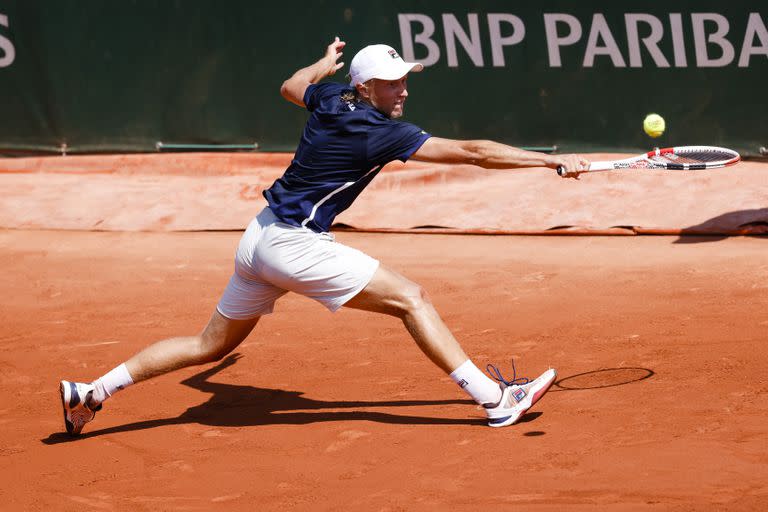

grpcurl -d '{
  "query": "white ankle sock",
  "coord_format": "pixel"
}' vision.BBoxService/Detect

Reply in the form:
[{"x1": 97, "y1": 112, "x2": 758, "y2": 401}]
[
  {"x1": 91, "y1": 363, "x2": 134, "y2": 404},
  {"x1": 449, "y1": 359, "x2": 502, "y2": 405}
]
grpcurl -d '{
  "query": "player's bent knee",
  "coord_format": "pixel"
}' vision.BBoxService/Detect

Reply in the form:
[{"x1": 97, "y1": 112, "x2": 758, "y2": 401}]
[
  {"x1": 394, "y1": 283, "x2": 431, "y2": 317},
  {"x1": 195, "y1": 335, "x2": 232, "y2": 364}
]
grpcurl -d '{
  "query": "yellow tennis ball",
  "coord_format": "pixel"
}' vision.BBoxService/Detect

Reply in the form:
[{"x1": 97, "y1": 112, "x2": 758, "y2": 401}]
[{"x1": 643, "y1": 113, "x2": 665, "y2": 138}]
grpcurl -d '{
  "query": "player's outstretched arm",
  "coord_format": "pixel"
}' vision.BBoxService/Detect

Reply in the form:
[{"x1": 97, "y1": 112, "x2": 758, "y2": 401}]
[
  {"x1": 280, "y1": 37, "x2": 346, "y2": 107},
  {"x1": 412, "y1": 137, "x2": 589, "y2": 176}
]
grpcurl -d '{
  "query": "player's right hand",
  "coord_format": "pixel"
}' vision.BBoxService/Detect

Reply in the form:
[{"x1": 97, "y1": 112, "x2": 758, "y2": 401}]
[{"x1": 553, "y1": 154, "x2": 590, "y2": 178}]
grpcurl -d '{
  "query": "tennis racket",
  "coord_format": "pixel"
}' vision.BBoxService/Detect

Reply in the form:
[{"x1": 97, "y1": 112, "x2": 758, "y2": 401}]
[{"x1": 557, "y1": 145, "x2": 740, "y2": 177}]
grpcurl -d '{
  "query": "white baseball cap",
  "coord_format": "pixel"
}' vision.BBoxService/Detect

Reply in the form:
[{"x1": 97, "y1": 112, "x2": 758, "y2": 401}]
[{"x1": 349, "y1": 44, "x2": 424, "y2": 86}]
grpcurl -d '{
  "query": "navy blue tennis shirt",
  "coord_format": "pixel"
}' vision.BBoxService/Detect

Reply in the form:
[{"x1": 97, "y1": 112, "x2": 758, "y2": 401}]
[{"x1": 263, "y1": 82, "x2": 431, "y2": 233}]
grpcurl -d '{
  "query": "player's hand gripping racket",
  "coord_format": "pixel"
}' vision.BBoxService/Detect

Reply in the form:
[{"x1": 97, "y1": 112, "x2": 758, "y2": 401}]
[{"x1": 557, "y1": 146, "x2": 740, "y2": 177}]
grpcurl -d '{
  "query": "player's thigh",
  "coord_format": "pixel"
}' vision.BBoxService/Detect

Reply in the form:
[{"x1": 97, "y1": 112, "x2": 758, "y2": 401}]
[{"x1": 217, "y1": 271, "x2": 288, "y2": 319}]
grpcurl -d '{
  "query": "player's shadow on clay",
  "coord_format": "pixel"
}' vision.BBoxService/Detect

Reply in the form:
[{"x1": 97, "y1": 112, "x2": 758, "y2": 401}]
[
  {"x1": 42, "y1": 356, "x2": 656, "y2": 443},
  {"x1": 43, "y1": 353, "x2": 497, "y2": 443},
  {"x1": 673, "y1": 208, "x2": 768, "y2": 244}
]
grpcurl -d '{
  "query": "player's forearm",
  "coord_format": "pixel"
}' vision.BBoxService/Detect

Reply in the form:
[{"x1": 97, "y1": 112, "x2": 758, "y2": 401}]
[
  {"x1": 280, "y1": 59, "x2": 333, "y2": 106},
  {"x1": 463, "y1": 140, "x2": 558, "y2": 169},
  {"x1": 288, "y1": 59, "x2": 333, "y2": 88}
]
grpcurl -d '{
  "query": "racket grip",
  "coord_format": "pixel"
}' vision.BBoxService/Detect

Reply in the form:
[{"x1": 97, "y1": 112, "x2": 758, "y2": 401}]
[{"x1": 556, "y1": 165, "x2": 567, "y2": 177}]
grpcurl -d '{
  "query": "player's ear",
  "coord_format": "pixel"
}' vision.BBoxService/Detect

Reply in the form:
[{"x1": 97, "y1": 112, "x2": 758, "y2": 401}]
[{"x1": 356, "y1": 81, "x2": 371, "y2": 100}]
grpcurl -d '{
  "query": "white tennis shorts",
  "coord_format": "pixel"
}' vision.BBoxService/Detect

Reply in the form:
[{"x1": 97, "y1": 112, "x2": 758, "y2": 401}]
[{"x1": 216, "y1": 207, "x2": 379, "y2": 319}]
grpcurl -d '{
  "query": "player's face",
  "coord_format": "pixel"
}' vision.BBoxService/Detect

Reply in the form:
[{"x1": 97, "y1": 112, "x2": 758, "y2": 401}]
[{"x1": 366, "y1": 76, "x2": 409, "y2": 118}]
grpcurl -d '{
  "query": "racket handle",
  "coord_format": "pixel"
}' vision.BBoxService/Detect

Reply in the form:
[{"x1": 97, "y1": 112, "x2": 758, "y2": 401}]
[{"x1": 556, "y1": 165, "x2": 567, "y2": 177}]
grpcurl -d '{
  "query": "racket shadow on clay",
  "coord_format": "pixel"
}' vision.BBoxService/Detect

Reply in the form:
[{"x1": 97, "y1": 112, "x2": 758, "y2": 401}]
[
  {"x1": 43, "y1": 353, "x2": 494, "y2": 443},
  {"x1": 550, "y1": 367, "x2": 655, "y2": 392}
]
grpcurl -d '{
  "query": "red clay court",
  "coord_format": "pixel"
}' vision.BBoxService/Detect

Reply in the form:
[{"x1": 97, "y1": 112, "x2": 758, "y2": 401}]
[{"x1": 1, "y1": 153, "x2": 767, "y2": 510}]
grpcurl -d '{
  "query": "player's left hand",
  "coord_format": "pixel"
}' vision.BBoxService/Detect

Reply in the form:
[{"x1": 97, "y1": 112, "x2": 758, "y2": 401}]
[{"x1": 323, "y1": 36, "x2": 346, "y2": 77}]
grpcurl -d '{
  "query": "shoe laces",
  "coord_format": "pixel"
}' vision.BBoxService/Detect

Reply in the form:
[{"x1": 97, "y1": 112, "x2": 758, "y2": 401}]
[{"x1": 486, "y1": 360, "x2": 530, "y2": 386}]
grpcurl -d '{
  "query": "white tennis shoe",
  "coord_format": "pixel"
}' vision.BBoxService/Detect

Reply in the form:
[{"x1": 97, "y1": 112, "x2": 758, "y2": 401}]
[
  {"x1": 485, "y1": 368, "x2": 557, "y2": 428},
  {"x1": 60, "y1": 380, "x2": 102, "y2": 435}
]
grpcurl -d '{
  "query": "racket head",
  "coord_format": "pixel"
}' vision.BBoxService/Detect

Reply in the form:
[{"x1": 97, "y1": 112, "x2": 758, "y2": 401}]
[
  {"x1": 558, "y1": 145, "x2": 741, "y2": 176},
  {"x1": 645, "y1": 146, "x2": 741, "y2": 170}
]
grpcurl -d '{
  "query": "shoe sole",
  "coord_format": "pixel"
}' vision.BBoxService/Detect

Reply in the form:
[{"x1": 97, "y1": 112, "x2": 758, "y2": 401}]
[
  {"x1": 59, "y1": 380, "x2": 78, "y2": 435},
  {"x1": 488, "y1": 369, "x2": 557, "y2": 428}
]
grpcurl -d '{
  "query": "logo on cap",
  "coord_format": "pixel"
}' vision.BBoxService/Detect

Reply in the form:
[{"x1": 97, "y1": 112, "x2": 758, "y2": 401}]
[{"x1": 388, "y1": 49, "x2": 400, "y2": 60}]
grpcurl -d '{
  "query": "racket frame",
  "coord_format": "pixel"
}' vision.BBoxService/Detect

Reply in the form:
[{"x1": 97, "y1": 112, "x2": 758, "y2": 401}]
[{"x1": 557, "y1": 145, "x2": 740, "y2": 176}]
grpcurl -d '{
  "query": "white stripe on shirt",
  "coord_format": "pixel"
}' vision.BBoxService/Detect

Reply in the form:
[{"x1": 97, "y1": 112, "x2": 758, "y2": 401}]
[{"x1": 300, "y1": 165, "x2": 382, "y2": 228}]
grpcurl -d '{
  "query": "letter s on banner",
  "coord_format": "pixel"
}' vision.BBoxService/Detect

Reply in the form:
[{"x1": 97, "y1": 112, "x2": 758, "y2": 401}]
[
  {"x1": 398, "y1": 14, "x2": 440, "y2": 66},
  {"x1": 0, "y1": 14, "x2": 15, "y2": 68}
]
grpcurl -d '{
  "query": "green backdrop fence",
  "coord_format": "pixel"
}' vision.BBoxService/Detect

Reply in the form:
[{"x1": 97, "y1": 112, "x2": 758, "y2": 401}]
[{"x1": 0, "y1": 1, "x2": 765, "y2": 155}]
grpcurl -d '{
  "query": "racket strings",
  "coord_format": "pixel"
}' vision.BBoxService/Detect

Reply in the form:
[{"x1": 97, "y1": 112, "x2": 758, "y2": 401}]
[{"x1": 651, "y1": 151, "x2": 735, "y2": 165}]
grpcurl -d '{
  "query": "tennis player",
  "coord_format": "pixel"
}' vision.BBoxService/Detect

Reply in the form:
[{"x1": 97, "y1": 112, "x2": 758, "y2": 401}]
[{"x1": 60, "y1": 38, "x2": 590, "y2": 435}]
